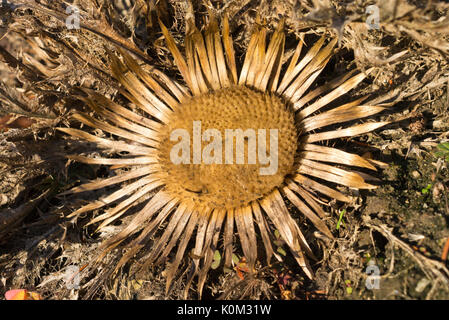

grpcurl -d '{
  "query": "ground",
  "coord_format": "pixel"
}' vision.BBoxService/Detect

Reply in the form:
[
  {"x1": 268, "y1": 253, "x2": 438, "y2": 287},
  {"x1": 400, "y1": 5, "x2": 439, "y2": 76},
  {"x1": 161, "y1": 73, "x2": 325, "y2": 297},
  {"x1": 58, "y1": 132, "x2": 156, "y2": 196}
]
[{"x1": 0, "y1": 0, "x2": 449, "y2": 300}]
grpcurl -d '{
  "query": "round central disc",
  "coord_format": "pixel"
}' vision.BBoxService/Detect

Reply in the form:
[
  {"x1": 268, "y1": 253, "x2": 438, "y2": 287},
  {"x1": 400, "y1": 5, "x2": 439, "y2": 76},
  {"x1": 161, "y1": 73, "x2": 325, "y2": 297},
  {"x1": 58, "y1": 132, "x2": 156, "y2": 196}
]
[{"x1": 157, "y1": 86, "x2": 298, "y2": 209}]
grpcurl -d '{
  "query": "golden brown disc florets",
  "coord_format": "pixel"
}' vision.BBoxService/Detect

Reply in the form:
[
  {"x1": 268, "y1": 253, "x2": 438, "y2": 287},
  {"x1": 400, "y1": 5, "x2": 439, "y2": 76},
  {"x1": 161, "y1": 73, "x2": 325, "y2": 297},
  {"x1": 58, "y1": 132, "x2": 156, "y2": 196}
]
[{"x1": 157, "y1": 85, "x2": 298, "y2": 209}]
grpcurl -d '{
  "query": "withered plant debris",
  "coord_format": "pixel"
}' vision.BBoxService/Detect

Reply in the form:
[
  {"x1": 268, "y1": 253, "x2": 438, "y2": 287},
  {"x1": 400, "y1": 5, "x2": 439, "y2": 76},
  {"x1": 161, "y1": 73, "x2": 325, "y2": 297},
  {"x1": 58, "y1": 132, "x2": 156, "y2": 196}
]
[{"x1": 0, "y1": 0, "x2": 448, "y2": 300}]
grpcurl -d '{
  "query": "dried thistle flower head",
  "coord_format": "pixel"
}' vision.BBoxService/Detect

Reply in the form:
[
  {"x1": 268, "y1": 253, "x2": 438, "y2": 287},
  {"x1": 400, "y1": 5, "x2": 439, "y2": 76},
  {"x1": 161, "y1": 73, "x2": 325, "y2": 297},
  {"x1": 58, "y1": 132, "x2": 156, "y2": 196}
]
[
  {"x1": 157, "y1": 85, "x2": 298, "y2": 209},
  {"x1": 59, "y1": 12, "x2": 388, "y2": 298}
]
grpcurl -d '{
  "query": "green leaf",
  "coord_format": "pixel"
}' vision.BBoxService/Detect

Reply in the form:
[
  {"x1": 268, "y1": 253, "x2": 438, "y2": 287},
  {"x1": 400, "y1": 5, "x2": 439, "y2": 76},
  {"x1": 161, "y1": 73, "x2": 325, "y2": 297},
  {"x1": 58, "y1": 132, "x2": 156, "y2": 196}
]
[
  {"x1": 277, "y1": 247, "x2": 287, "y2": 256},
  {"x1": 336, "y1": 209, "x2": 346, "y2": 230},
  {"x1": 232, "y1": 253, "x2": 240, "y2": 265},
  {"x1": 345, "y1": 280, "x2": 353, "y2": 294},
  {"x1": 421, "y1": 184, "x2": 432, "y2": 194},
  {"x1": 274, "y1": 229, "x2": 280, "y2": 239},
  {"x1": 434, "y1": 142, "x2": 449, "y2": 162},
  {"x1": 211, "y1": 250, "x2": 221, "y2": 270},
  {"x1": 437, "y1": 142, "x2": 449, "y2": 152}
]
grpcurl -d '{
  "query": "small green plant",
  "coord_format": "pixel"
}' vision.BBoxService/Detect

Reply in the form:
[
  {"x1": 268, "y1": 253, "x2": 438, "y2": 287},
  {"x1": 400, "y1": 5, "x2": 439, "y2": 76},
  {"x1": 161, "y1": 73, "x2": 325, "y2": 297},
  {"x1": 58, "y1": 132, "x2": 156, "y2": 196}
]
[
  {"x1": 274, "y1": 229, "x2": 287, "y2": 256},
  {"x1": 363, "y1": 252, "x2": 372, "y2": 264},
  {"x1": 434, "y1": 142, "x2": 449, "y2": 162},
  {"x1": 336, "y1": 209, "x2": 346, "y2": 230},
  {"x1": 344, "y1": 280, "x2": 353, "y2": 295},
  {"x1": 421, "y1": 183, "x2": 432, "y2": 194}
]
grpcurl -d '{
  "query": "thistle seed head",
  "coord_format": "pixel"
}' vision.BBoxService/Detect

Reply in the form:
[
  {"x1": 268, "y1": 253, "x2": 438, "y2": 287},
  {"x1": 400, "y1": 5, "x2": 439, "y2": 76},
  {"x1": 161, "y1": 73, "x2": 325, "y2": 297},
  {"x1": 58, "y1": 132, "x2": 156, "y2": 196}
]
[{"x1": 157, "y1": 85, "x2": 297, "y2": 209}]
